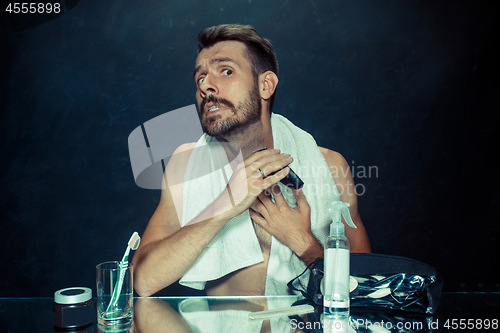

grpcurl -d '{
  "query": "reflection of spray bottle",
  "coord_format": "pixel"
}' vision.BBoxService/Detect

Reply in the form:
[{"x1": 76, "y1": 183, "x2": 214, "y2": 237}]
[{"x1": 324, "y1": 201, "x2": 357, "y2": 319}]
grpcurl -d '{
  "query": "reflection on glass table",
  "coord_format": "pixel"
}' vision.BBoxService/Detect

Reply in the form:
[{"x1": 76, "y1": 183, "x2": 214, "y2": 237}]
[
  {"x1": 134, "y1": 295, "x2": 300, "y2": 333},
  {"x1": 133, "y1": 294, "x2": 500, "y2": 333},
  {"x1": 0, "y1": 293, "x2": 498, "y2": 332},
  {"x1": 134, "y1": 295, "x2": 429, "y2": 333}
]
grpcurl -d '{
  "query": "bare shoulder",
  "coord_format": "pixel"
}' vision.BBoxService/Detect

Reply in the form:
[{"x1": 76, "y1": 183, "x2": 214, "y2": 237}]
[
  {"x1": 318, "y1": 147, "x2": 349, "y2": 172},
  {"x1": 319, "y1": 148, "x2": 371, "y2": 253},
  {"x1": 173, "y1": 142, "x2": 197, "y2": 154},
  {"x1": 166, "y1": 143, "x2": 196, "y2": 169},
  {"x1": 141, "y1": 143, "x2": 197, "y2": 245},
  {"x1": 318, "y1": 147, "x2": 354, "y2": 191},
  {"x1": 162, "y1": 143, "x2": 196, "y2": 187}
]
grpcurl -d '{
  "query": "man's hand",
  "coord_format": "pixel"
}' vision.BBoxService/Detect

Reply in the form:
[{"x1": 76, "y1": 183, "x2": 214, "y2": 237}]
[
  {"x1": 181, "y1": 147, "x2": 292, "y2": 226},
  {"x1": 249, "y1": 185, "x2": 323, "y2": 264},
  {"x1": 227, "y1": 149, "x2": 292, "y2": 217}
]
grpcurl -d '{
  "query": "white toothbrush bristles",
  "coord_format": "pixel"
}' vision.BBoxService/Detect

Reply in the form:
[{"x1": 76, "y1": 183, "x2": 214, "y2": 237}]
[{"x1": 128, "y1": 231, "x2": 141, "y2": 250}]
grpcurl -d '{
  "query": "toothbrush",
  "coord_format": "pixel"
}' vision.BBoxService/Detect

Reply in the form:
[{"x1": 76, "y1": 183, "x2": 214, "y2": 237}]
[{"x1": 106, "y1": 232, "x2": 141, "y2": 313}]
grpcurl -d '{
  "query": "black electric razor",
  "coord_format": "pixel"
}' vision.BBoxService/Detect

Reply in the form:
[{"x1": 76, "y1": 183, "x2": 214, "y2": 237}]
[{"x1": 252, "y1": 147, "x2": 304, "y2": 190}]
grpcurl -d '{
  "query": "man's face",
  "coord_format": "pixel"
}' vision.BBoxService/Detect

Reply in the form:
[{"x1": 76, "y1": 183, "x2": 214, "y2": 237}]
[{"x1": 194, "y1": 41, "x2": 262, "y2": 137}]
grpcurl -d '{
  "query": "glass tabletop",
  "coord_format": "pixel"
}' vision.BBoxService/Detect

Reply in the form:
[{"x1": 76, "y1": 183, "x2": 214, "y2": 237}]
[{"x1": 0, "y1": 293, "x2": 498, "y2": 332}]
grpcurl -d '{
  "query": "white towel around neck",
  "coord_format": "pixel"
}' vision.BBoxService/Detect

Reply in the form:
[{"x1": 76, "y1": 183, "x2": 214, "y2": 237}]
[{"x1": 178, "y1": 113, "x2": 340, "y2": 294}]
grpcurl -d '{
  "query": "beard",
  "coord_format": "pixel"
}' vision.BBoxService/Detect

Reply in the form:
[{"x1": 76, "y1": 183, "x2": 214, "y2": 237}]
[{"x1": 198, "y1": 83, "x2": 262, "y2": 137}]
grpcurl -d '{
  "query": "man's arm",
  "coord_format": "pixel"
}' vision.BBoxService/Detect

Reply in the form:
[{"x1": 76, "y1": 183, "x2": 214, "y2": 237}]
[
  {"x1": 131, "y1": 143, "x2": 232, "y2": 296},
  {"x1": 319, "y1": 147, "x2": 371, "y2": 253},
  {"x1": 132, "y1": 146, "x2": 293, "y2": 296}
]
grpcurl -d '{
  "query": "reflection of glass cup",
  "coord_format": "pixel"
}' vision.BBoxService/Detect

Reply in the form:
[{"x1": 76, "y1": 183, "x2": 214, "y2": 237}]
[{"x1": 96, "y1": 261, "x2": 134, "y2": 329}]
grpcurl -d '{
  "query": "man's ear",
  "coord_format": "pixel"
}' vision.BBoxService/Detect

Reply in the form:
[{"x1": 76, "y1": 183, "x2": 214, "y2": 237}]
[{"x1": 258, "y1": 71, "x2": 279, "y2": 100}]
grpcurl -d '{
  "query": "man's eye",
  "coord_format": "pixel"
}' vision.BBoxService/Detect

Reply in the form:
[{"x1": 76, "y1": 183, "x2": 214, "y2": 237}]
[
  {"x1": 221, "y1": 69, "x2": 232, "y2": 76},
  {"x1": 197, "y1": 77, "x2": 205, "y2": 85}
]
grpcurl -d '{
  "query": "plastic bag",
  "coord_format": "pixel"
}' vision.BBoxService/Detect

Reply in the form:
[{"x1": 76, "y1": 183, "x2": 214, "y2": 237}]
[{"x1": 288, "y1": 253, "x2": 443, "y2": 315}]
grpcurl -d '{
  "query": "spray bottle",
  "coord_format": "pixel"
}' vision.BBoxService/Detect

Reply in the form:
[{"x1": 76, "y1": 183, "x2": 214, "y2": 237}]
[{"x1": 323, "y1": 201, "x2": 357, "y2": 319}]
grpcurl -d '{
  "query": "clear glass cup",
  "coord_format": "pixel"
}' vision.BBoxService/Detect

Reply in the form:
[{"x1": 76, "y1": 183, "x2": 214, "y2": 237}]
[{"x1": 96, "y1": 261, "x2": 134, "y2": 328}]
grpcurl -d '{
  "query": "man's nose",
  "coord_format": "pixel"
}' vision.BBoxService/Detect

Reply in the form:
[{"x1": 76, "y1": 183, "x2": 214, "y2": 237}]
[{"x1": 199, "y1": 75, "x2": 218, "y2": 98}]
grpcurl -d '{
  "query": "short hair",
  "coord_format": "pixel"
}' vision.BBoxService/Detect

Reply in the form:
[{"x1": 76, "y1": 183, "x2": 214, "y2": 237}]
[{"x1": 197, "y1": 24, "x2": 279, "y2": 112}]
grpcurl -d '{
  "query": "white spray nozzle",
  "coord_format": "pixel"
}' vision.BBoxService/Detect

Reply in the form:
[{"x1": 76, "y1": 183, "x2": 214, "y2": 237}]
[{"x1": 328, "y1": 201, "x2": 357, "y2": 236}]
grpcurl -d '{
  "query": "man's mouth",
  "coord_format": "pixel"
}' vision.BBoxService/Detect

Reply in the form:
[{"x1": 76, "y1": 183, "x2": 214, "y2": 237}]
[
  {"x1": 200, "y1": 95, "x2": 235, "y2": 117},
  {"x1": 208, "y1": 105, "x2": 220, "y2": 113},
  {"x1": 205, "y1": 103, "x2": 224, "y2": 116}
]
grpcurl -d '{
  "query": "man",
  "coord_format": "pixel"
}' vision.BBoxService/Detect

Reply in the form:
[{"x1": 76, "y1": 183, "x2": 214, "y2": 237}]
[{"x1": 132, "y1": 24, "x2": 370, "y2": 297}]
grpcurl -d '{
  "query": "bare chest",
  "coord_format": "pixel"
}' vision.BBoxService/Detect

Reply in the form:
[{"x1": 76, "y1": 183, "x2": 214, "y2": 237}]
[
  {"x1": 205, "y1": 221, "x2": 272, "y2": 296},
  {"x1": 252, "y1": 220, "x2": 272, "y2": 250}
]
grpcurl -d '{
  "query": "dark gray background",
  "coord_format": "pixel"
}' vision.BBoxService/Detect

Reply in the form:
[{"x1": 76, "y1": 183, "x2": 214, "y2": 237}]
[{"x1": 1, "y1": 0, "x2": 498, "y2": 297}]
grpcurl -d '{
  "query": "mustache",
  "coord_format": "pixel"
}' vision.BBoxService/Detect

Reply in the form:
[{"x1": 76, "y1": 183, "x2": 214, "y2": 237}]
[{"x1": 200, "y1": 94, "x2": 235, "y2": 113}]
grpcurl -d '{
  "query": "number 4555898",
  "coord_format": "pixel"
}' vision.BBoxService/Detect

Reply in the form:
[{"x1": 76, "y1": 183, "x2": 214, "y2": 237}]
[
  {"x1": 444, "y1": 318, "x2": 498, "y2": 330},
  {"x1": 6, "y1": 3, "x2": 61, "y2": 14}
]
